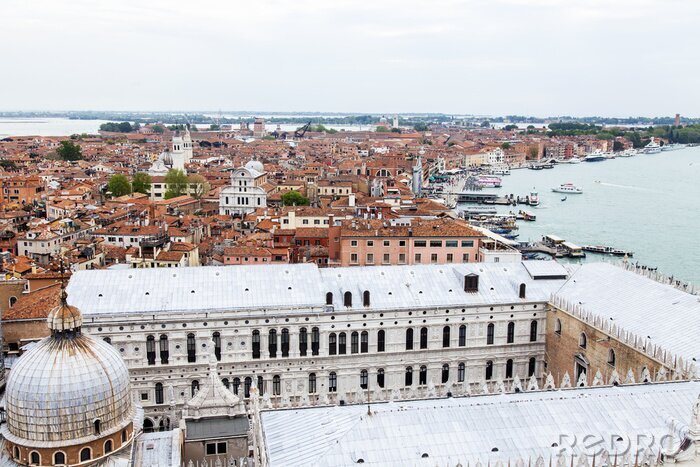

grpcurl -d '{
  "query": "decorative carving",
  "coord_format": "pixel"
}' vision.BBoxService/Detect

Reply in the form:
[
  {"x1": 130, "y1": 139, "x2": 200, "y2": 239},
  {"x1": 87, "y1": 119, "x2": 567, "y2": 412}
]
[
  {"x1": 576, "y1": 371, "x2": 587, "y2": 387},
  {"x1": 625, "y1": 368, "x2": 636, "y2": 384},
  {"x1": 609, "y1": 369, "x2": 621, "y2": 386},
  {"x1": 511, "y1": 375, "x2": 523, "y2": 393},
  {"x1": 527, "y1": 375, "x2": 539, "y2": 391},
  {"x1": 592, "y1": 370, "x2": 604, "y2": 386},
  {"x1": 544, "y1": 373, "x2": 556, "y2": 390},
  {"x1": 561, "y1": 372, "x2": 572, "y2": 388}
]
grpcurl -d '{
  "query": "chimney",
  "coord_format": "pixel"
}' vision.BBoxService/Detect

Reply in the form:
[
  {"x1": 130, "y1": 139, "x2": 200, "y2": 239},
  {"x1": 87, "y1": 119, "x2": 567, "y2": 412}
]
[{"x1": 464, "y1": 274, "x2": 479, "y2": 293}]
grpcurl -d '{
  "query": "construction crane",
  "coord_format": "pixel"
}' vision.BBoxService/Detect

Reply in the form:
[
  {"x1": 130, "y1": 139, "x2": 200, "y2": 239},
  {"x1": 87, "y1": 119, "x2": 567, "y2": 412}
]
[{"x1": 294, "y1": 121, "x2": 312, "y2": 139}]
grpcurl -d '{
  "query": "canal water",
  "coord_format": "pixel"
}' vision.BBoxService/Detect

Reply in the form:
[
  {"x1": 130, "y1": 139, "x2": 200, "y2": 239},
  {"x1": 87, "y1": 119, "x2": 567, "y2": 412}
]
[{"x1": 459, "y1": 146, "x2": 700, "y2": 285}]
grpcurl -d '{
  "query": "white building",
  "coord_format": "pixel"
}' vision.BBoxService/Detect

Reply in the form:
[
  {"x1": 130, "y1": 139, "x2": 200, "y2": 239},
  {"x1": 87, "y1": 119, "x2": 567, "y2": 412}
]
[
  {"x1": 148, "y1": 128, "x2": 194, "y2": 176},
  {"x1": 219, "y1": 160, "x2": 268, "y2": 216}
]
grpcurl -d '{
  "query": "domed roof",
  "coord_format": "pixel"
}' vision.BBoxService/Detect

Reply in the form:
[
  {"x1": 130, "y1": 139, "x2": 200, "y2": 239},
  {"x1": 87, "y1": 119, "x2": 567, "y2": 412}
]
[
  {"x1": 2, "y1": 290, "x2": 134, "y2": 448},
  {"x1": 245, "y1": 159, "x2": 264, "y2": 173}
]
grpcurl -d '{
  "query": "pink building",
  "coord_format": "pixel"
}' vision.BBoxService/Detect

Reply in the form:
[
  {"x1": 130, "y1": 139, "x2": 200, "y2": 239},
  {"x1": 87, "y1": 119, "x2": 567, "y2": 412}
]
[{"x1": 329, "y1": 218, "x2": 483, "y2": 267}]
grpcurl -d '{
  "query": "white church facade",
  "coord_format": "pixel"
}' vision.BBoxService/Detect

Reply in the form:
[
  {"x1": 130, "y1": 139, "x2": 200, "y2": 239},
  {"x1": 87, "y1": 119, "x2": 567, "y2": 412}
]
[{"x1": 219, "y1": 160, "x2": 268, "y2": 216}]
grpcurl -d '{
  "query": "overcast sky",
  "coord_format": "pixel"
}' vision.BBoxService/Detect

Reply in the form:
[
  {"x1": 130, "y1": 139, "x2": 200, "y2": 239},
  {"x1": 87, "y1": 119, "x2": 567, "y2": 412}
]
[{"x1": 2, "y1": 0, "x2": 698, "y2": 117}]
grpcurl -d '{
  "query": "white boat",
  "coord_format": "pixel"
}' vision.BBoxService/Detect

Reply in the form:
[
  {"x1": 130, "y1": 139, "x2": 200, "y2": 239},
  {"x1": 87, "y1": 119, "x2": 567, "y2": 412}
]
[
  {"x1": 528, "y1": 191, "x2": 540, "y2": 206},
  {"x1": 568, "y1": 157, "x2": 582, "y2": 164},
  {"x1": 491, "y1": 167, "x2": 511, "y2": 175},
  {"x1": 616, "y1": 149, "x2": 637, "y2": 157},
  {"x1": 643, "y1": 137, "x2": 661, "y2": 154},
  {"x1": 584, "y1": 150, "x2": 607, "y2": 162},
  {"x1": 551, "y1": 183, "x2": 583, "y2": 194}
]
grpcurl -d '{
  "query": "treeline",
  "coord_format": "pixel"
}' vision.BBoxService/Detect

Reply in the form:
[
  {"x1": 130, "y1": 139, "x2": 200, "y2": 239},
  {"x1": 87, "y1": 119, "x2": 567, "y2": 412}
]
[{"x1": 99, "y1": 122, "x2": 140, "y2": 133}]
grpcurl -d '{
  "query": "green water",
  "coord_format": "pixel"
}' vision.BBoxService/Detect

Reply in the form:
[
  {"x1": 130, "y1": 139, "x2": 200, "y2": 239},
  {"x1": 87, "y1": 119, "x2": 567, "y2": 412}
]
[{"x1": 461, "y1": 147, "x2": 700, "y2": 285}]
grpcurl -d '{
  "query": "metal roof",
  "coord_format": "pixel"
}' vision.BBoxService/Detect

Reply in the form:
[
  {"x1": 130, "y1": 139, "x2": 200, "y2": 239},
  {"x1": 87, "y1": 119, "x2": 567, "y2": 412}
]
[
  {"x1": 67, "y1": 262, "x2": 570, "y2": 316},
  {"x1": 555, "y1": 262, "x2": 700, "y2": 365},
  {"x1": 261, "y1": 381, "x2": 700, "y2": 466}
]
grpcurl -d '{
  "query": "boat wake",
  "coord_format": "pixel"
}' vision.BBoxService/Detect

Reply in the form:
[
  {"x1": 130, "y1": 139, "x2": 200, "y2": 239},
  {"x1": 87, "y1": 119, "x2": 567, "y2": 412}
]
[{"x1": 596, "y1": 182, "x2": 659, "y2": 193}]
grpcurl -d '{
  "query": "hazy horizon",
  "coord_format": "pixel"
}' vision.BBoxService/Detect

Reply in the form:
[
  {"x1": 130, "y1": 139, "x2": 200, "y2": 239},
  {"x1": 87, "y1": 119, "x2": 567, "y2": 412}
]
[{"x1": 3, "y1": 0, "x2": 699, "y2": 117}]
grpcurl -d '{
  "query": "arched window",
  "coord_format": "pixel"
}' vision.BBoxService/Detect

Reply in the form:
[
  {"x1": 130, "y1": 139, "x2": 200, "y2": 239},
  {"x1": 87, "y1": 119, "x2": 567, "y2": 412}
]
[
  {"x1": 377, "y1": 368, "x2": 385, "y2": 388},
  {"x1": 360, "y1": 369, "x2": 368, "y2": 389},
  {"x1": 326, "y1": 292, "x2": 333, "y2": 305},
  {"x1": 299, "y1": 328, "x2": 307, "y2": 356},
  {"x1": 94, "y1": 419, "x2": 101, "y2": 435},
  {"x1": 405, "y1": 366, "x2": 413, "y2": 386},
  {"x1": 329, "y1": 332, "x2": 337, "y2": 355},
  {"x1": 420, "y1": 327, "x2": 428, "y2": 349},
  {"x1": 121, "y1": 429, "x2": 127, "y2": 443},
  {"x1": 213, "y1": 332, "x2": 221, "y2": 361},
  {"x1": 458, "y1": 362, "x2": 465, "y2": 382},
  {"x1": 187, "y1": 333, "x2": 196, "y2": 362},
  {"x1": 104, "y1": 439, "x2": 113, "y2": 454},
  {"x1": 338, "y1": 332, "x2": 347, "y2": 354},
  {"x1": 579, "y1": 332, "x2": 587, "y2": 349},
  {"x1": 268, "y1": 329, "x2": 277, "y2": 358},
  {"x1": 146, "y1": 335, "x2": 156, "y2": 365},
  {"x1": 9, "y1": 296, "x2": 17, "y2": 308},
  {"x1": 458, "y1": 325, "x2": 467, "y2": 347},
  {"x1": 360, "y1": 331, "x2": 368, "y2": 353},
  {"x1": 159, "y1": 334, "x2": 169, "y2": 364},
  {"x1": 608, "y1": 349, "x2": 616, "y2": 367},
  {"x1": 244, "y1": 377, "x2": 252, "y2": 398},
  {"x1": 143, "y1": 418, "x2": 154, "y2": 433},
  {"x1": 441, "y1": 364, "x2": 449, "y2": 383},
  {"x1": 485, "y1": 360, "x2": 493, "y2": 380},
  {"x1": 54, "y1": 452, "x2": 66, "y2": 465},
  {"x1": 528, "y1": 357, "x2": 536, "y2": 377},
  {"x1": 273, "y1": 375, "x2": 281, "y2": 395},
  {"x1": 80, "y1": 448, "x2": 91, "y2": 462},
  {"x1": 13, "y1": 446, "x2": 19, "y2": 460},
  {"x1": 308, "y1": 373, "x2": 317, "y2": 393},
  {"x1": 405, "y1": 328, "x2": 414, "y2": 350},
  {"x1": 486, "y1": 323, "x2": 495, "y2": 345},
  {"x1": 507, "y1": 322, "x2": 515, "y2": 343},
  {"x1": 555, "y1": 318, "x2": 562, "y2": 335},
  {"x1": 442, "y1": 326, "x2": 451, "y2": 348},
  {"x1": 506, "y1": 359, "x2": 514, "y2": 379},
  {"x1": 281, "y1": 328, "x2": 290, "y2": 357},
  {"x1": 103, "y1": 337, "x2": 112, "y2": 344},
  {"x1": 258, "y1": 375, "x2": 264, "y2": 394},
  {"x1": 363, "y1": 290, "x2": 370, "y2": 307},
  {"x1": 343, "y1": 291, "x2": 352, "y2": 307},
  {"x1": 419, "y1": 365, "x2": 428, "y2": 385},
  {"x1": 30, "y1": 451, "x2": 40, "y2": 465},
  {"x1": 351, "y1": 331, "x2": 359, "y2": 354},
  {"x1": 529, "y1": 320, "x2": 538, "y2": 342},
  {"x1": 311, "y1": 327, "x2": 320, "y2": 356},
  {"x1": 252, "y1": 329, "x2": 261, "y2": 359},
  {"x1": 191, "y1": 380, "x2": 199, "y2": 397},
  {"x1": 222, "y1": 378, "x2": 230, "y2": 389},
  {"x1": 155, "y1": 382, "x2": 164, "y2": 404},
  {"x1": 377, "y1": 329, "x2": 386, "y2": 352},
  {"x1": 329, "y1": 372, "x2": 337, "y2": 392},
  {"x1": 232, "y1": 377, "x2": 241, "y2": 395},
  {"x1": 519, "y1": 283, "x2": 526, "y2": 299}
]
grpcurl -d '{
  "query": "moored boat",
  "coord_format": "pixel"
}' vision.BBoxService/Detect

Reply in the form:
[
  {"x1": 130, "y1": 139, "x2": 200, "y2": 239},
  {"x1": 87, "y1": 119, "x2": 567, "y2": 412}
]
[{"x1": 551, "y1": 183, "x2": 583, "y2": 194}]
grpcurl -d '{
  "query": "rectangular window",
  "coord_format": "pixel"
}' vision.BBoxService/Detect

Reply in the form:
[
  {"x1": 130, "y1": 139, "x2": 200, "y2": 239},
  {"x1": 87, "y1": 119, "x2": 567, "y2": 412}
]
[
  {"x1": 351, "y1": 240, "x2": 358, "y2": 247},
  {"x1": 399, "y1": 240, "x2": 406, "y2": 247},
  {"x1": 383, "y1": 253, "x2": 390, "y2": 264},
  {"x1": 431, "y1": 253, "x2": 438, "y2": 263},
  {"x1": 429, "y1": 240, "x2": 442, "y2": 247},
  {"x1": 461, "y1": 240, "x2": 474, "y2": 247},
  {"x1": 414, "y1": 240, "x2": 426, "y2": 247},
  {"x1": 462, "y1": 253, "x2": 469, "y2": 263},
  {"x1": 446, "y1": 240, "x2": 458, "y2": 248},
  {"x1": 446, "y1": 253, "x2": 453, "y2": 263},
  {"x1": 366, "y1": 240, "x2": 374, "y2": 247},
  {"x1": 398, "y1": 253, "x2": 406, "y2": 264},
  {"x1": 206, "y1": 442, "x2": 227, "y2": 455},
  {"x1": 414, "y1": 253, "x2": 422, "y2": 263},
  {"x1": 383, "y1": 240, "x2": 390, "y2": 247},
  {"x1": 350, "y1": 253, "x2": 358, "y2": 264},
  {"x1": 366, "y1": 253, "x2": 374, "y2": 264}
]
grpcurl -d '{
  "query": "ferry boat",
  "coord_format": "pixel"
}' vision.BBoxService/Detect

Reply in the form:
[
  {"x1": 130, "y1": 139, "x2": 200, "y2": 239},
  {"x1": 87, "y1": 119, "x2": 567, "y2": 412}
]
[
  {"x1": 581, "y1": 245, "x2": 634, "y2": 257},
  {"x1": 475, "y1": 175, "x2": 502, "y2": 188},
  {"x1": 583, "y1": 150, "x2": 607, "y2": 162},
  {"x1": 567, "y1": 158, "x2": 582, "y2": 164},
  {"x1": 551, "y1": 183, "x2": 583, "y2": 194},
  {"x1": 527, "y1": 191, "x2": 540, "y2": 206},
  {"x1": 643, "y1": 137, "x2": 661, "y2": 154},
  {"x1": 490, "y1": 167, "x2": 511, "y2": 176}
]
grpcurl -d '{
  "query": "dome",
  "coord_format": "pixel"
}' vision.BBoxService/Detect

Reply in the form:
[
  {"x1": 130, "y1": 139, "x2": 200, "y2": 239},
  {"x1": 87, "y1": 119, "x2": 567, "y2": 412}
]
[
  {"x1": 245, "y1": 159, "x2": 264, "y2": 173},
  {"x1": 2, "y1": 291, "x2": 134, "y2": 449}
]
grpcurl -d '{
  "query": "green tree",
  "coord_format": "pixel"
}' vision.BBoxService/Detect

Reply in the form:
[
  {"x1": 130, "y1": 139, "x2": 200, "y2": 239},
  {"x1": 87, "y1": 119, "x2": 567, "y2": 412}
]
[
  {"x1": 151, "y1": 124, "x2": 165, "y2": 134},
  {"x1": 209, "y1": 124, "x2": 220, "y2": 131},
  {"x1": 164, "y1": 169, "x2": 189, "y2": 199},
  {"x1": 56, "y1": 140, "x2": 83, "y2": 161},
  {"x1": 188, "y1": 174, "x2": 211, "y2": 200},
  {"x1": 501, "y1": 142, "x2": 511, "y2": 150},
  {"x1": 527, "y1": 145, "x2": 539, "y2": 161},
  {"x1": 480, "y1": 121, "x2": 491, "y2": 128},
  {"x1": 503, "y1": 124, "x2": 518, "y2": 131},
  {"x1": 131, "y1": 172, "x2": 152, "y2": 195},
  {"x1": 281, "y1": 190, "x2": 310, "y2": 206},
  {"x1": 0, "y1": 160, "x2": 18, "y2": 171},
  {"x1": 107, "y1": 174, "x2": 132, "y2": 197},
  {"x1": 413, "y1": 122, "x2": 429, "y2": 132},
  {"x1": 375, "y1": 126, "x2": 390, "y2": 133},
  {"x1": 612, "y1": 140, "x2": 625, "y2": 152}
]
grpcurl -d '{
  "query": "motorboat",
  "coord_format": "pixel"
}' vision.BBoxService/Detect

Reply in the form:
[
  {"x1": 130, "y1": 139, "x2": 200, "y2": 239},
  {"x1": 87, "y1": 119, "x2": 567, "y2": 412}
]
[
  {"x1": 584, "y1": 150, "x2": 606, "y2": 162},
  {"x1": 643, "y1": 137, "x2": 661, "y2": 154},
  {"x1": 552, "y1": 183, "x2": 583, "y2": 194},
  {"x1": 491, "y1": 167, "x2": 511, "y2": 175},
  {"x1": 527, "y1": 191, "x2": 540, "y2": 206}
]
